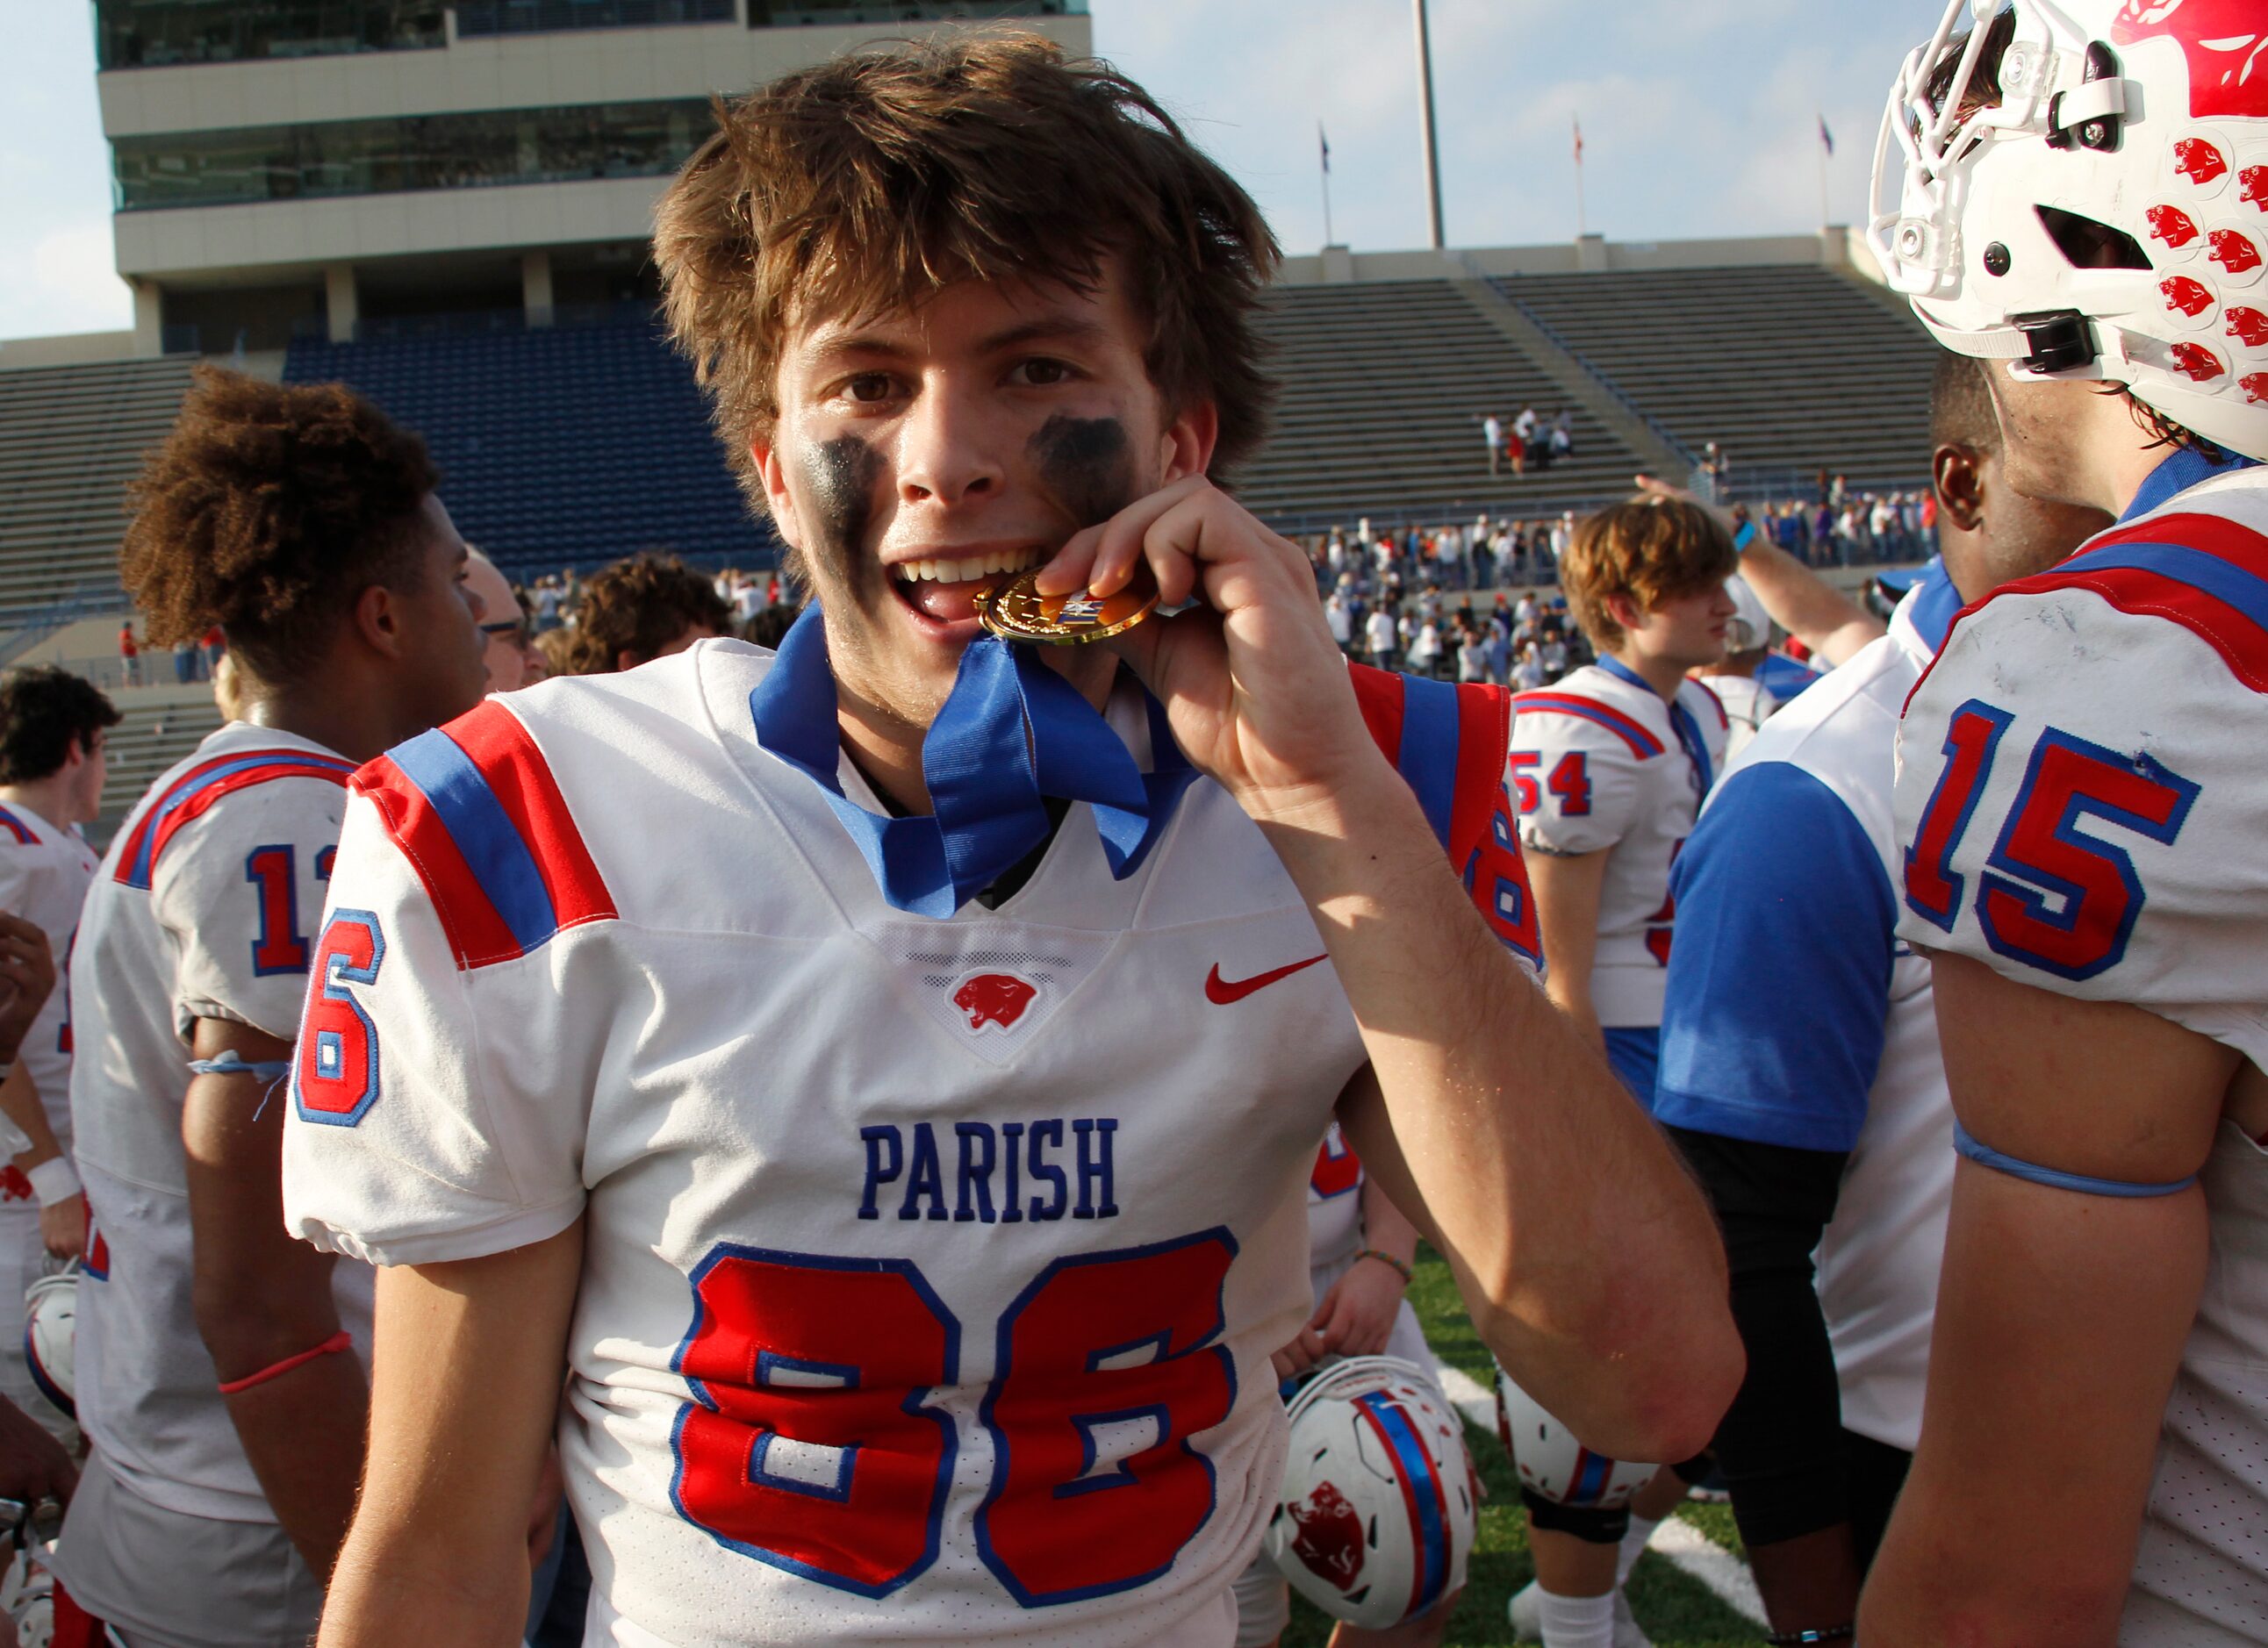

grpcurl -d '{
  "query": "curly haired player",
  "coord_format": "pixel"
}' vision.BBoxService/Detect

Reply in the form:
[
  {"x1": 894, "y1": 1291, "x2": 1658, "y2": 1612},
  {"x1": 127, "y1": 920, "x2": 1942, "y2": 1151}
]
[
  {"x1": 52, "y1": 368, "x2": 486, "y2": 1646},
  {"x1": 555, "y1": 551, "x2": 731, "y2": 676},
  {"x1": 285, "y1": 38, "x2": 1739, "y2": 1648}
]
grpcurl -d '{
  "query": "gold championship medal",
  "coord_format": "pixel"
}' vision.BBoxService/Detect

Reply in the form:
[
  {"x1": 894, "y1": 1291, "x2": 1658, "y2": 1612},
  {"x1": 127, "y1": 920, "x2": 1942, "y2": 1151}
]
[{"x1": 973, "y1": 565, "x2": 1159, "y2": 646}]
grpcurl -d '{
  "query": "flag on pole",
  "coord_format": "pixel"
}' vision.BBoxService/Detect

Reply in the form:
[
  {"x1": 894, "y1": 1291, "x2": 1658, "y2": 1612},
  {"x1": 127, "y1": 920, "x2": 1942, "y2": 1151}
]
[
  {"x1": 1819, "y1": 115, "x2": 1834, "y2": 155},
  {"x1": 1319, "y1": 124, "x2": 1331, "y2": 174},
  {"x1": 1573, "y1": 117, "x2": 1584, "y2": 165}
]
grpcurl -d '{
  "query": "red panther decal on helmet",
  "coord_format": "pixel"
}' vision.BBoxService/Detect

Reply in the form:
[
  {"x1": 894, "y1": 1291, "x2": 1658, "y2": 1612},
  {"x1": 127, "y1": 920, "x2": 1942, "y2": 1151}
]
[
  {"x1": 2228, "y1": 305, "x2": 2268, "y2": 347},
  {"x1": 2243, "y1": 165, "x2": 2268, "y2": 209},
  {"x1": 2176, "y1": 137, "x2": 2232, "y2": 187},
  {"x1": 2149, "y1": 204, "x2": 2203, "y2": 247},
  {"x1": 2114, "y1": 3, "x2": 2268, "y2": 120},
  {"x1": 2211, "y1": 228, "x2": 2264, "y2": 274},
  {"x1": 1288, "y1": 1480, "x2": 1368, "y2": 1591},
  {"x1": 2171, "y1": 340, "x2": 2228, "y2": 380},
  {"x1": 2164, "y1": 275, "x2": 2219, "y2": 317},
  {"x1": 2242, "y1": 370, "x2": 2268, "y2": 404}
]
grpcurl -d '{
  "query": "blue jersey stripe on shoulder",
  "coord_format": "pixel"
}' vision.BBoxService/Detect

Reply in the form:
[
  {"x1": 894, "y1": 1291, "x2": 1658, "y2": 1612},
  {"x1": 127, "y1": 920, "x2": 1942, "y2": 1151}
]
[
  {"x1": 1396, "y1": 675, "x2": 1461, "y2": 849},
  {"x1": 126, "y1": 752, "x2": 354, "y2": 888},
  {"x1": 2059, "y1": 541, "x2": 2268, "y2": 636},
  {"x1": 388, "y1": 728, "x2": 559, "y2": 955}
]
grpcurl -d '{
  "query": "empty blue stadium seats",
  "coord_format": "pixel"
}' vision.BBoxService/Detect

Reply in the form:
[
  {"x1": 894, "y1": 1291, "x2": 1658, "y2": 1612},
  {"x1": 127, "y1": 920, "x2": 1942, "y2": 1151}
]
[{"x1": 284, "y1": 315, "x2": 779, "y2": 582}]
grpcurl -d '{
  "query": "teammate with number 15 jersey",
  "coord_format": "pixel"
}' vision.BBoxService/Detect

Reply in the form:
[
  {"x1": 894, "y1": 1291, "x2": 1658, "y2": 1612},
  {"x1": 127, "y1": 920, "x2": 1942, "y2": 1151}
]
[
  {"x1": 1867, "y1": 4, "x2": 2268, "y2": 1642},
  {"x1": 54, "y1": 369, "x2": 488, "y2": 1646},
  {"x1": 288, "y1": 37, "x2": 1741, "y2": 1648}
]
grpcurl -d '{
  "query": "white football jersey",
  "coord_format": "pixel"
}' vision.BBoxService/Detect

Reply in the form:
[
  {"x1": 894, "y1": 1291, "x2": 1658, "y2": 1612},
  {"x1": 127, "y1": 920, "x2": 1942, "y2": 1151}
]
[
  {"x1": 67, "y1": 724, "x2": 373, "y2": 1525},
  {"x1": 1893, "y1": 458, "x2": 2268, "y2": 1644},
  {"x1": 0, "y1": 800, "x2": 98, "y2": 1167},
  {"x1": 284, "y1": 641, "x2": 1537, "y2": 1648},
  {"x1": 1699, "y1": 673, "x2": 1774, "y2": 766},
  {"x1": 1511, "y1": 662, "x2": 1728, "y2": 1027}
]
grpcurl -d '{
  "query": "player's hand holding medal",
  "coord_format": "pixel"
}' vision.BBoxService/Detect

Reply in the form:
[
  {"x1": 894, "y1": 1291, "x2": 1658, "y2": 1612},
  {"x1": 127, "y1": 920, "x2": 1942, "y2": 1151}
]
[{"x1": 990, "y1": 474, "x2": 1392, "y2": 826}]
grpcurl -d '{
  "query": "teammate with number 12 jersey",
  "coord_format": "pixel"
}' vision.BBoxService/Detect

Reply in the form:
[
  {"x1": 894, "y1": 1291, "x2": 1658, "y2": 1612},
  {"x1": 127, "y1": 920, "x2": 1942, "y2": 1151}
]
[{"x1": 54, "y1": 369, "x2": 488, "y2": 1644}]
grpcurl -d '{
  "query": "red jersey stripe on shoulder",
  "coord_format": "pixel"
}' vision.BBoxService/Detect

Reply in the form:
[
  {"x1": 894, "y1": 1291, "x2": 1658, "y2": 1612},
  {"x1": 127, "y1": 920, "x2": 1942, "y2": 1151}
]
[
  {"x1": 1906, "y1": 509, "x2": 2268, "y2": 710},
  {"x1": 115, "y1": 752, "x2": 355, "y2": 889},
  {"x1": 1512, "y1": 691, "x2": 1666, "y2": 758},
  {"x1": 352, "y1": 755, "x2": 525, "y2": 969},
  {"x1": 1446, "y1": 681, "x2": 1511, "y2": 877},
  {"x1": 440, "y1": 702, "x2": 614, "y2": 932},
  {"x1": 1690, "y1": 677, "x2": 1729, "y2": 728},
  {"x1": 1346, "y1": 663, "x2": 1407, "y2": 764}
]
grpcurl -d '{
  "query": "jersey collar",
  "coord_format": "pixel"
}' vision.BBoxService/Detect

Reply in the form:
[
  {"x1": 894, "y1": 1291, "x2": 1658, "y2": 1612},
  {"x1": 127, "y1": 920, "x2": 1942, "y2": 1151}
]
[
  {"x1": 1897, "y1": 555, "x2": 1963, "y2": 658},
  {"x1": 747, "y1": 605, "x2": 1195, "y2": 920},
  {"x1": 1596, "y1": 655, "x2": 1712, "y2": 796},
  {"x1": 2121, "y1": 446, "x2": 2258, "y2": 525}
]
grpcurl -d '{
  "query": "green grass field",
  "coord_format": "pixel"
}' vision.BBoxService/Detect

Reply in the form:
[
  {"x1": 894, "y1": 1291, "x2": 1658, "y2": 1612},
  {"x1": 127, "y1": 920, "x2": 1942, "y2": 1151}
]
[{"x1": 1278, "y1": 1249, "x2": 1762, "y2": 1647}]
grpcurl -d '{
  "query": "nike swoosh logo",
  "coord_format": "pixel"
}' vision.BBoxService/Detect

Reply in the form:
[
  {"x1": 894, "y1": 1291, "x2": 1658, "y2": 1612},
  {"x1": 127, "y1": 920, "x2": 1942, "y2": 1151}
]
[{"x1": 1205, "y1": 955, "x2": 1328, "y2": 1005}]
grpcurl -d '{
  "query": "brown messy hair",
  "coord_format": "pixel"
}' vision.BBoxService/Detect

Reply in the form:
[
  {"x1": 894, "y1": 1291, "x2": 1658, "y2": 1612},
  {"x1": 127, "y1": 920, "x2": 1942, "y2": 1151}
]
[
  {"x1": 1562, "y1": 497, "x2": 1739, "y2": 654},
  {"x1": 654, "y1": 32, "x2": 1281, "y2": 518},
  {"x1": 120, "y1": 367, "x2": 438, "y2": 682},
  {"x1": 556, "y1": 552, "x2": 731, "y2": 676}
]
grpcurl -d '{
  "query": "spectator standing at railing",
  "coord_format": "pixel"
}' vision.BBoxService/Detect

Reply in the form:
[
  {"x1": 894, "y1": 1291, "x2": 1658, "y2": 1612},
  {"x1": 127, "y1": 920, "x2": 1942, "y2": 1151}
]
[
  {"x1": 170, "y1": 640, "x2": 197, "y2": 685},
  {"x1": 116, "y1": 622, "x2": 139, "y2": 689},
  {"x1": 1362, "y1": 604, "x2": 1397, "y2": 672},
  {"x1": 1456, "y1": 626, "x2": 1489, "y2": 684},
  {"x1": 1324, "y1": 588, "x2": 1354, "y2": 657},
  {"x1": 1483, "y1": 412, "x2": 1505, "y2": 477}
]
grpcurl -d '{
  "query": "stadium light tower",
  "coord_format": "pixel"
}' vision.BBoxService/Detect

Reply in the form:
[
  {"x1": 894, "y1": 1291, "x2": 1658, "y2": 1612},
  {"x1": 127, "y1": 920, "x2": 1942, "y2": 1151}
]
[{"x1": 1412, "y1": 0, "x2": 1446, "y2": 249}]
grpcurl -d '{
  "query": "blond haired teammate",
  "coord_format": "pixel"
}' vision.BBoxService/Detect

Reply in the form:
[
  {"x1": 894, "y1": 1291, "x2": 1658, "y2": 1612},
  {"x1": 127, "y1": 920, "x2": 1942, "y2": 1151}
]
[{"x1": 289, "y1": 37, "x2": 1738, "y2": 1648}]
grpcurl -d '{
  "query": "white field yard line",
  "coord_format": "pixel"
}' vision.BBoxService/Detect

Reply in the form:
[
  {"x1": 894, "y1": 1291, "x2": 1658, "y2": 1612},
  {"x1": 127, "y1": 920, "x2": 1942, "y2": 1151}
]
[{"x1": 1431, "y1": 1359, "x2": 1768, "y2": 1628}]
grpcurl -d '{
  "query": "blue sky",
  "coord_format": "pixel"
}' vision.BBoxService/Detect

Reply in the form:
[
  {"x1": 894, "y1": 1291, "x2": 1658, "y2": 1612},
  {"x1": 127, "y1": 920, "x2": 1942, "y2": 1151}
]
[{"x1": 0, "y1": 0, "x2": 1946, "y2": 342}]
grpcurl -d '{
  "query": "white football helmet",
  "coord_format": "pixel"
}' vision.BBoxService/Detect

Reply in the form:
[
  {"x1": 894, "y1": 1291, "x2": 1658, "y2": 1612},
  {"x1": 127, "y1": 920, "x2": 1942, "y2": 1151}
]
[
  {"x1": 1723, "y1": 574, "x2": 1772, "y2": 654},
  {"x1": 1264, "y1": 1357, "x2": 1479, "y2": 1630},
  {"x1": 1870, "y1": 0, "x2": 2268, "y2": 458},
  {"x1": 1494, "y1": 1362, "x2": 1659, "y2": 1509},
  {"x1": 23, "y1": 1270, "x2": 75, "y2": 1422}
]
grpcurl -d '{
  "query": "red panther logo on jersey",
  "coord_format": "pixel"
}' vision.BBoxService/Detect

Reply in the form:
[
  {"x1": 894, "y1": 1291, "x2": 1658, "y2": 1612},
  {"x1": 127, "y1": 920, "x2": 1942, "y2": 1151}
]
[
  {"x1": 2210, "y1": 228, "x2": 2264, "y2": 274},
  {"x1": 951, "y1": 972, "x2": 1037, "y2": 1031},
  {"x1": 2164, "y1": 275, "x2": 2218, "y2": 317},
  {"x1": 2172, "y1": 340, "x2": 2228, "y2": 380},
  {"x1": 0, "y1": 1167, "x2": 29, "y2": 1205},
  {"x1": 2228, "y1": 305, "x2": 2268, "y2": 347},
  {"x1": 1288, "y1": 1480, "x2": 1367, "y2": 1590},
  {"x1": 2114, "y1": 4, "x2": 2268, "y2": 120},
  {"x1": 2149, "y1": 204, "x2": 2203, "y2": 247}
]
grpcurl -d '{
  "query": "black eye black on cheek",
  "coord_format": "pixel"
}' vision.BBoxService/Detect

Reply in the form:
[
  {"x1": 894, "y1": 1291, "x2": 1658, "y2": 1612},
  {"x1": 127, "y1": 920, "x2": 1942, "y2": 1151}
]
[
  {"x1": 1030, "y1": 415, "x2": 1136, "y2": 530},
  {"x1": 803, "y1": 433, "x2": 884, "y2": 561}
]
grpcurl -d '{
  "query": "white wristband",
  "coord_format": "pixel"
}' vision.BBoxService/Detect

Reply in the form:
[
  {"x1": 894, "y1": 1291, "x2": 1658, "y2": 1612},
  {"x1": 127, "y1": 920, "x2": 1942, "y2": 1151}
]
[{"x1": 25, "y1": 1158, "x2": 78, "y2": 1208}]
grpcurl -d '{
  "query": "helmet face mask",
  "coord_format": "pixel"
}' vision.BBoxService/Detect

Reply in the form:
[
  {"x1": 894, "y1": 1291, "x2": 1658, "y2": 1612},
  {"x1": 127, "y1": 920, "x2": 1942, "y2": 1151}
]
[{"x1": 1870, "y1": 0, "x2": 2268, "y2": 460}]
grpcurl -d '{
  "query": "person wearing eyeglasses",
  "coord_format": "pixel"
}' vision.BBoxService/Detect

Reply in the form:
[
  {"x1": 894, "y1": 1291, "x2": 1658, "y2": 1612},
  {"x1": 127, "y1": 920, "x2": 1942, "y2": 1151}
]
[{"x1": 465, "y1": 550, "x2": 538, "y2": 693}]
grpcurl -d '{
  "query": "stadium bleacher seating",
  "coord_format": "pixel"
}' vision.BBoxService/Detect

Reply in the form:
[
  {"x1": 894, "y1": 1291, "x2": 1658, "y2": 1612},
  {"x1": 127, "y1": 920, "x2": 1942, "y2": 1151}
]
[
  {"x1": 92, "y1": 689, "x2": 226, "y2": 847},
  {"x1": 1494, "y1": 266, "x2": 1937, "y2": 496},
  {"x1": 0, "y1": 355, "x2": 197, "y2": 625},
  {"x1": 1236, "y1": 281, "x2": 1643, "y2": 527},
  {"x1": 284, "y1": 317, "x2": 777, "y2": 582}
]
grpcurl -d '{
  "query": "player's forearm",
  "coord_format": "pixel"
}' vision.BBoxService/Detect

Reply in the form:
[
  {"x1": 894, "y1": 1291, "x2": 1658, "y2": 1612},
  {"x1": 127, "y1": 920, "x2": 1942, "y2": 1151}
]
[
  {"x1": 223, "y1": 1353, "x2": 369, "y2": 1579},
  {"x1": 1731, "y1": 537, "x2": 1884, "y2": 666},
  {"x1": 321, "y1": 1528, "x2": 532, "y2": 1648},
  {"x1": 1262, "y1": 782, "x2": 1739, "y2": 1460},
  {"x1": 0, "y1": 1065, "x2": 61, "y2": 1171}
]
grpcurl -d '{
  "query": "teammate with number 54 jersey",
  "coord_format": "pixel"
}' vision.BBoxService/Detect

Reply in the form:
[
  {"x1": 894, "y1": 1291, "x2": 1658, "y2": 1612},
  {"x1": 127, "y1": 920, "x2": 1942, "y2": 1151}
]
[{"x1": 285, "y1": 38, "x2": 1740, "y2": 1648}]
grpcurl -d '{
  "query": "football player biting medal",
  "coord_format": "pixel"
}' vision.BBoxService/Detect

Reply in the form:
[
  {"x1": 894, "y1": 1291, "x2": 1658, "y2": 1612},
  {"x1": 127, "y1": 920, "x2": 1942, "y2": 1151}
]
[{"x1": 287, "y1": 36, "x2": 1740, "y2": 1648}]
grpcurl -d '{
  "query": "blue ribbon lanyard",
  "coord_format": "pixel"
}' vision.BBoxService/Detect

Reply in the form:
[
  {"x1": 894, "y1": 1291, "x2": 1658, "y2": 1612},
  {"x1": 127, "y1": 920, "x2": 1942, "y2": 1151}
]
[{"x1": 750, "y1": 606, "x2": 1195, "y2": 919}]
